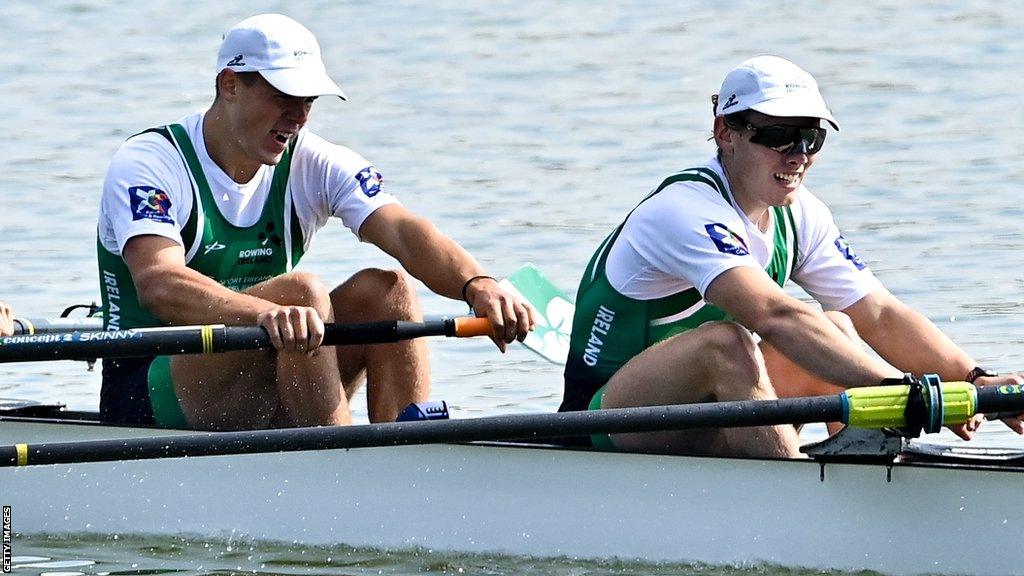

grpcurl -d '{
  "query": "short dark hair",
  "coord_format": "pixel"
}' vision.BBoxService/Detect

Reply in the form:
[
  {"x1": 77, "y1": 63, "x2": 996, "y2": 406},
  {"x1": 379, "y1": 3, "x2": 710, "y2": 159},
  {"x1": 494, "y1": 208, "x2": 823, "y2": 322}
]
[
  {"x1": 214, "y1": 71, "x2": 260, "y2": 98},
  {"x1": 710, "y1": 94, "x2": 752, "y2": 129},
  {"x1": 722, "y1": 111, "x2": 752, "y2": 130}
]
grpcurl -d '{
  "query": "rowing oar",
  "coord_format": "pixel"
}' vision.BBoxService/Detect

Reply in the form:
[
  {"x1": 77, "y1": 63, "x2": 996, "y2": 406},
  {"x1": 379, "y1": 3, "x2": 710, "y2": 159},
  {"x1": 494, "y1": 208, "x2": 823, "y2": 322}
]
[
  {"x1": 12, "y1": 316, "x2": 104, "y2": 335},
  {"x1": 5, "y1": 263, "x2": 565, "y2": 358},
  {"x1": 0, "y1": 317, "x2": 493, "y2": 363},
  {"x1": 3, "y1": 378, "x2": 1022, "y2": 467},
  {"x1": 498, "y1": 263, "x2": 573, "y2": 364}
]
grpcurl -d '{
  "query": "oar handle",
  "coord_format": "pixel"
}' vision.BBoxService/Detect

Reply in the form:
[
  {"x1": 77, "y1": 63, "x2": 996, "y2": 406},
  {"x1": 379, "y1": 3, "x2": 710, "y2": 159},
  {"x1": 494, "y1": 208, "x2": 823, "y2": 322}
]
[
  {"x1": 452, "y1": 317, "x2": 493, "y2": 337},
  {"x1": 0, "y1": 317, "x2": 490, "y2": 363}
]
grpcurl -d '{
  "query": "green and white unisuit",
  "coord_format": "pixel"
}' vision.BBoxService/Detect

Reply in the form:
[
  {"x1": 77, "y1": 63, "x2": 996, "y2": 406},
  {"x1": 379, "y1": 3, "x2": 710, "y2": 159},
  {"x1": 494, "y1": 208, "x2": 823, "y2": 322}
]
[
  {"x1": 559, "y1": 157, "x2": 882, "y2": 440},
  {"x1": 96, "y1": 110, "x2": 399, "y2": 427}
]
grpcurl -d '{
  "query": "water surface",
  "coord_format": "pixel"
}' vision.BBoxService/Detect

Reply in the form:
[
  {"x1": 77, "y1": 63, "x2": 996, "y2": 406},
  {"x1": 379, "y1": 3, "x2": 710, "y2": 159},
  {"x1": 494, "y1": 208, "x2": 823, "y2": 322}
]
[{"x1": 2, "y1": 1, "x2": 1023, "y2": 574}]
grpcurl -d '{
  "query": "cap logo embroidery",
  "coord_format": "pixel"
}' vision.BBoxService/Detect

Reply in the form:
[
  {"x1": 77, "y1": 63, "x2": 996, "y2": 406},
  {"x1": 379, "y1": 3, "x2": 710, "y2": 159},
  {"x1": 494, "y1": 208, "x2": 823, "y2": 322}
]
[
  {"x1": 721, "y1": 94, "x2": 739, "y2": 110},
  {"x1": 226, "y1": 54, "x2": 245, "y2": 67}
]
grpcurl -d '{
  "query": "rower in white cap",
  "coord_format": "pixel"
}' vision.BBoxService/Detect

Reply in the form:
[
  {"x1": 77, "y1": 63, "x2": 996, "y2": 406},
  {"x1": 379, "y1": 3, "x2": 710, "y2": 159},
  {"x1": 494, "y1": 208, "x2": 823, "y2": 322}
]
[
  {"x1": 96, "y1": 14, "x2": 535, "y2": 430},
  {"x1": 558, "y1": 55, "x2": 1024, "y2": 457}
]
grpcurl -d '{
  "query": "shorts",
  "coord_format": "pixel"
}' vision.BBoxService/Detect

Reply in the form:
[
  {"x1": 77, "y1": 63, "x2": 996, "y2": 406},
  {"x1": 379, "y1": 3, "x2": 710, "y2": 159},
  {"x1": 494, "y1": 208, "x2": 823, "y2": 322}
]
[
  {"x1": 99, "y1": 355, "x2": 188, "y2": 428},
  {"x1": 588, "y1": 385, "x2": 617, "y2": 451}
]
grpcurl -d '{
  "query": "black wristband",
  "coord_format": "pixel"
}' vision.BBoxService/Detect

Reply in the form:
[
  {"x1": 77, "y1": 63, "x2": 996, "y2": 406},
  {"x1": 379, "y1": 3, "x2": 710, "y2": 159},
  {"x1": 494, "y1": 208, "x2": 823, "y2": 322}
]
[
  {"x1": 461, "y1": 275, "x2": 495, "y2": 305},
  {"x1": 966, "y1": 366, "x2": 998, "y2": 383}
]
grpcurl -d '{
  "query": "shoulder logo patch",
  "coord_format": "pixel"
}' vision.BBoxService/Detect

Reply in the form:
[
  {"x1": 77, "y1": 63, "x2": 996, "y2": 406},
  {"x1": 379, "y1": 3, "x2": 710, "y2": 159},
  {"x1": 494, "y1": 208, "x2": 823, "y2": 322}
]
[
  {"x1": 129, "y1": 186, "x2": 173, "y2": 224},
  {"x1": 834, "y1": 235, "x2": 866, "y2": 270},
  {"x1": 705, "y1": 223, "x2": 749, "y2": 256},
  {"x1": 355, "y1": 166, "x2": 383, "y2": 197}
]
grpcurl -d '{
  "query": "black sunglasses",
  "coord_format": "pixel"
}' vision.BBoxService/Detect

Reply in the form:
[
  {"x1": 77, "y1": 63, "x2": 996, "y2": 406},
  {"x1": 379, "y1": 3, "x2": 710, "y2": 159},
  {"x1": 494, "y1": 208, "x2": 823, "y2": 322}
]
[{"x1": 729, "y1": 121, "x2": 827, "y2": 155}]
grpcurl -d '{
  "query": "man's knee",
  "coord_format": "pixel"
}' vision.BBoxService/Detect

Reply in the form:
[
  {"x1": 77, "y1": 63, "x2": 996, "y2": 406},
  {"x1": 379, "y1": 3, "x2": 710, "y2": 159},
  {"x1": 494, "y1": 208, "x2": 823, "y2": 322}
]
[
  {"x1": 276, "y1": 271, "x2": 332, "y2": 314},
  {"x1": 824, "y1": 310, "x2": 858, "y2": 340},
  {"x1": 331, "y1": 268, "x2": 420, "y2": 316},
  {"x1": 247, "y1": 271, "x2": 332, "y2": 317},
  {"x1": 696, "y1": 321, "x2": 761, "y2": 381}
]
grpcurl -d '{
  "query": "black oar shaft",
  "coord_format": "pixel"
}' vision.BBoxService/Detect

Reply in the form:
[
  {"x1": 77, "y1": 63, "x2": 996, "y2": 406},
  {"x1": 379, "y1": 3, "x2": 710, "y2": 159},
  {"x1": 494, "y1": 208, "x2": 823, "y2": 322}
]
[
  {"x1": 0, "y1": 325, "x2": 262, "y2": 362},
  {"x1": 323, "y1": 320, "x2": 478, "y2": 345},
  {"x1": 0, "y1": 318, "x2": 491, "y2": 363},
  {"x1": 4, "y1": 381, "x2": 1022, "y2": 468},
  {"x1": 0, "y1": 395, "x2": 847, "y2": 467}
]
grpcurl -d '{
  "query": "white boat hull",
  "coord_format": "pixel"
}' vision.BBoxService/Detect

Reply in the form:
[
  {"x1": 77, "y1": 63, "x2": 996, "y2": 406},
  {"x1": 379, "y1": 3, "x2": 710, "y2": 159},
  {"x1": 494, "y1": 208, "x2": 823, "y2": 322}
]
[{"x1": 1, "y1": 418, "x2": 1021, "y2": 576}]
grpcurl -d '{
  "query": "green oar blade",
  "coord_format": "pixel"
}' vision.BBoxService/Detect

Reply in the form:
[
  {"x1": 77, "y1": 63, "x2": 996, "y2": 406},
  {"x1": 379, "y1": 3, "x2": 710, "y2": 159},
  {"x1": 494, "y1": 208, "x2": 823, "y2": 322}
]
[{"x1": 499, "y1": 264, "x2": 574, "y2": 364}]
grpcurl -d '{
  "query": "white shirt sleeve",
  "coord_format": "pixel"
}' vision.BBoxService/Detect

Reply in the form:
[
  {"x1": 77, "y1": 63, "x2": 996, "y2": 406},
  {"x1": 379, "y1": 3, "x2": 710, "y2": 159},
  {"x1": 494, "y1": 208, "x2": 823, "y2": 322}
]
[
  {"x1": 98, "y1": 132, "x2": 195, "y2": 255},
  {"x1": 791, "y1": 191, "x2": 882, "y2": 310},
  {"x1": 288, "y1": 131, "x2": 401, "y2": 241},
  {"x1": 614, "y1": 182, "x2": 764, "y2": 298}
]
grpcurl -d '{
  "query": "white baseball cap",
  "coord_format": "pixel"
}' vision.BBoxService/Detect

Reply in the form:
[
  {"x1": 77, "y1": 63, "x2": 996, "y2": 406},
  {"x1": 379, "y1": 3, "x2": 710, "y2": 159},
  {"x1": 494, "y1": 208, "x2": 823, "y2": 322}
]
[
  {"x1": 217, "y1": 13, "x2": 346, "y2": 100},
  {"x1": 715, "y1": 55, "x2": 838, "y2": 130}
]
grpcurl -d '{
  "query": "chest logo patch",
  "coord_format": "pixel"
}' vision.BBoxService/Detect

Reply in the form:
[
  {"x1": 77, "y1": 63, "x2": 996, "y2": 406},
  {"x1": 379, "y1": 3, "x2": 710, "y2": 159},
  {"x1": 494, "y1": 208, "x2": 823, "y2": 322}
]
[
  {"x1": 129, "y1": 186, "x2": 173, "y2": 224},
  {"x1": 258, "y1": 221, "x2": 283, "y2": 247},
  {"x1": 355, "y1": 166, "x2": 383, "y2": 197},
  {"x1": 834, "y1": 235, "x2": 866, "y2": 270},
  {"x1": 705, "y1": 223, "x2": 749, "y2": 256}
]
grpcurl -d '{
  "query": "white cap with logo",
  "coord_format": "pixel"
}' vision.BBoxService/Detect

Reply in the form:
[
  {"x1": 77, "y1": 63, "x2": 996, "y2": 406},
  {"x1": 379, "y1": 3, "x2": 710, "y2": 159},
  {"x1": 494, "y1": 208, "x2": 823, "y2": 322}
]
[
  {"x1": 715, "y1": 55, "x2": 838, "y2": 130},
  {"x1": 217, "y1": 13, "x2": 346, "y2": 100}
]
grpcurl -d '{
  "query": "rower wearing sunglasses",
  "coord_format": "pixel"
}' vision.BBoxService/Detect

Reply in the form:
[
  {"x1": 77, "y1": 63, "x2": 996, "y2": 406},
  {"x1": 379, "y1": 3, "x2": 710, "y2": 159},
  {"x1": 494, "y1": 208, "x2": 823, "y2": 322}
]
[{"x1": 559, "y1": 55, "x2": 1024, "y2": 456}]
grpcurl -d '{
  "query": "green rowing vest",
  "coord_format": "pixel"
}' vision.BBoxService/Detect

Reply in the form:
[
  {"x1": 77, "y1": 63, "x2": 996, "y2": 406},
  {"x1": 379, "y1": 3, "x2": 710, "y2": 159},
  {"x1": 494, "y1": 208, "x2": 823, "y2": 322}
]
[
  {"x1": 97, "y1": 123, "x2": 306, "y2": 330},
  {"x1": 560, "y1": 167, "x2": 798, "y2": 411}
]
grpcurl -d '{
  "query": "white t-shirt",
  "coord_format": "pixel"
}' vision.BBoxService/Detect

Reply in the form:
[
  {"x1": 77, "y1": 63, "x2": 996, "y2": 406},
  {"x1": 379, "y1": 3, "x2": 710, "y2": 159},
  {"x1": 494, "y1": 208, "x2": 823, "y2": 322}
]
[
  {"x1": 98, "y1": 110, "x2": 400, "y2": 257},
  {"x1": 605, "y1": 157, "x2": 881, "y2": 311}
]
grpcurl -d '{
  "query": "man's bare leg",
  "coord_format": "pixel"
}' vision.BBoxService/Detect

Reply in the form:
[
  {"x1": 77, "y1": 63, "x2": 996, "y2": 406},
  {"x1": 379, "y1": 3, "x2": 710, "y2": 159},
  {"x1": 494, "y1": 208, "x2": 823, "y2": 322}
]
[
  {"x1": 171, "y1": 271, "x2": 349, "y2": 430},
  {"x1": 601, "y1": 321, "x2": 802, "y2": 458},
  {"x1": 330, "y1": 268, "x2": 430, "y2": 423}
]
